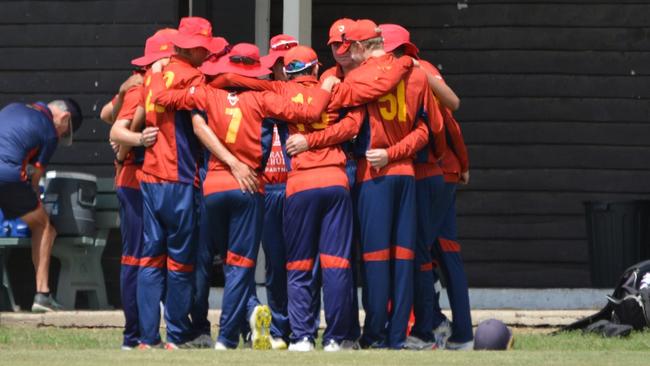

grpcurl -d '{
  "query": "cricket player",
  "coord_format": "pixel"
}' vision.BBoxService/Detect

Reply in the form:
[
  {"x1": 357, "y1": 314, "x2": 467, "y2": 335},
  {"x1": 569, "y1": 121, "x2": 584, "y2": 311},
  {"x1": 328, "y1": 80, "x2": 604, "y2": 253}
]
[
  {"x1": 0, "y1": 98, "x2": 82, "y2": 312},
  {"x1": 106, "y1": 28, "x2": 176, "y2": 350},
  {"x1": 136, "y1": 17, "x2": 223, "y2": 349},
  {"x1": 150, "y1": 42, "x2": 338, "y2": 350}
]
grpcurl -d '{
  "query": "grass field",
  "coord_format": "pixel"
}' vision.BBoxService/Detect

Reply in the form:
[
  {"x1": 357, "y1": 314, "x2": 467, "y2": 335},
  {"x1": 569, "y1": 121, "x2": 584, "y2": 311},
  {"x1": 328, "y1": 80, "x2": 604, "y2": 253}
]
[{"x1": 1, "y1": 326, "x2": 649, "y2": 366}]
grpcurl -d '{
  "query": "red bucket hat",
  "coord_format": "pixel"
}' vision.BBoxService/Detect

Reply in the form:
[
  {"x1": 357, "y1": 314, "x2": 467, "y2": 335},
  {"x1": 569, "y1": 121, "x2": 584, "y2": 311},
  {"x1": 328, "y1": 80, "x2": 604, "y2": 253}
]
[
  {"x1": 336, "y1": 19, "x2": 382, "y2": 55},
  {"x1": 170, "y1": 17, "x2": 222, "y2": 53},
  {"x1": 199, "y1": 43, "x2": 271, "y2": 77},
  {"x1": 131, "y1": 28, "x2": 178, "y2": 67},
  {"x1": 380, "y1": 24, "x2": 419, "y2": 58},
  {"x1": 208, "y1": 36, "x2": 230, "y2": 57},
  {"x1": 327, "y1": 18, "x2": 354, "y2": 45},
  {"x1": 283, "y1": 45, "x2": 319, "y2": 74},
  {"x1": 260, "y1": 34, "x2": 298, "y2": 69}
]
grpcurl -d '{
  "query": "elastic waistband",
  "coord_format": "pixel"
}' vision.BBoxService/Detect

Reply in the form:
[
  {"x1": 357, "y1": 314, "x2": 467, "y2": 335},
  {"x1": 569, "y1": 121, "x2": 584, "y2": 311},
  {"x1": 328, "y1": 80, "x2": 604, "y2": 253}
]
[{"x1": 265, "y1": 183, "x2": 286, "y2": 192}]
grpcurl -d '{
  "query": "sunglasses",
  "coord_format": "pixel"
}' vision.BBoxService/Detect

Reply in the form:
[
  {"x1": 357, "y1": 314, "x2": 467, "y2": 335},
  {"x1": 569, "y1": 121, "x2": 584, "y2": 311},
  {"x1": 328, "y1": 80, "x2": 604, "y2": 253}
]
[
  {"x1": 284, "y1": 59, "x2": 318, "y2": 73},
  {"x1": 229, "y1": 55, "x2": 260, "y2": 65},
  {"x1": 270, "y1": 40, "x2": 298, "y2": 51}
]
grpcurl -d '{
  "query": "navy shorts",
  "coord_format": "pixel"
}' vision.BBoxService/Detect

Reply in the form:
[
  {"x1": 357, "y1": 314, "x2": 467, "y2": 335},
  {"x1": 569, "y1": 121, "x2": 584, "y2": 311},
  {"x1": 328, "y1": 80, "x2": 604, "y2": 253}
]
[{"x1": 0, "y1": 181, "x2": 39, "y2": 219}]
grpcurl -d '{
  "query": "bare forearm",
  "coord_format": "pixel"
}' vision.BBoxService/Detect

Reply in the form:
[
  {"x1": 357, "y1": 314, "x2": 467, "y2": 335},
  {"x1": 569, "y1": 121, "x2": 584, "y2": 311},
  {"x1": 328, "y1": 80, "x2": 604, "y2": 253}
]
[
  {"x1": 192, "y1": 117, "x2": 238, "y2": 167},
  {"x1": 426, "y1": 72, "x2": 460, "y2": 111}
]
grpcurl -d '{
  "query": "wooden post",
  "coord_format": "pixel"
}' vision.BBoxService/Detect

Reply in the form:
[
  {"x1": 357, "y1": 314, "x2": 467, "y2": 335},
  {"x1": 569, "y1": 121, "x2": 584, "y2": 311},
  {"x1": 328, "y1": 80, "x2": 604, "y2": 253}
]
[{"x1": 283, "y1": 0, "x2": 311, "y2": 46}]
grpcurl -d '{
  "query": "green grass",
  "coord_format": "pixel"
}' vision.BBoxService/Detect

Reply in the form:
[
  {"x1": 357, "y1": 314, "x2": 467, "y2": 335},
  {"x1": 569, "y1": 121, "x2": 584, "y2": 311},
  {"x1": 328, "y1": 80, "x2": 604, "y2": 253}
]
[{"x1": 0, "y1": 326, "x2": 650, "y2": 366}]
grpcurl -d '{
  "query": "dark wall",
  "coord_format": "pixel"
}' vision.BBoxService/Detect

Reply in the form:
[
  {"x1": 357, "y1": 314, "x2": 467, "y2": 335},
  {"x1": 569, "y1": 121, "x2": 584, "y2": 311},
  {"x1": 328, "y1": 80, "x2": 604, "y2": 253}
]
[
  {"x1": 311, "y1": 0, "x2": 650, "y2": 287},
  {"x1": 4, "y1": 1, "x2": 650, "y2": 289},
  {"x1": 192, "y1": 0, "x2": 256, "y2": 44},
  {"x1": 0, "y1": 0, "x2": 181, "y2": 178}
]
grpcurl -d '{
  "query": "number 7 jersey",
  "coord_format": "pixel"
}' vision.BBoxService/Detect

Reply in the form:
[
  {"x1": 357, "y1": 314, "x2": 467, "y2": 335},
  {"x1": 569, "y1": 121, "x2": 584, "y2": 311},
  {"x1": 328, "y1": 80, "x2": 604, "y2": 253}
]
[{"x1": 150, "y1": 74, "x2": 331, "y2": 194}]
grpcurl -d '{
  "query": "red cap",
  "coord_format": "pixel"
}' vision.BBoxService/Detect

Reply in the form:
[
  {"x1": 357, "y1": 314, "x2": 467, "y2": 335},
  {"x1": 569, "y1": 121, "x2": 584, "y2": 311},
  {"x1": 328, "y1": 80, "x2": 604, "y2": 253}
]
[
  {"x1": 283, "y1": 45, "x2": 319, "y2": 74},
  {"x1": 199, "y1": 43, "x2": 271, "y2": 77},
  {"x1": 336, "y1": 19, "x2": 382, "y2": 55},
  {"x1": 131, "y1": 28, "x2": 178, "y2": 67},
  {"x1": 208, "y1": 36, "x2": 230, "y2": 56},
  {"x1": 379, "y1": 24, "x2": 419, "y2": 58},
  {"x1": 327, "y1": 18, "x2": 354, "y2": 45},
  {"x1": 170, "y1": 17, "x2": 223, "y2": 53},
  {"x1": 260, "y1": 34, "x2": 298, "y2": 68}
]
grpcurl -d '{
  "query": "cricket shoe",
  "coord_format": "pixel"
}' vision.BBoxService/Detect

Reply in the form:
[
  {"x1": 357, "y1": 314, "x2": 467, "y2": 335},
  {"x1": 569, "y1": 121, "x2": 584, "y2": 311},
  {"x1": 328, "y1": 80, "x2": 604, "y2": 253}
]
[
  {"x1": 214, "y1": 341, "x2": 230, "y2": 351},
  {"x1": 187, "y1": 334, "x2": 213, "y2": 348},
  {"x1": 31, "y1": 293, "x2": 63, "y2": 313},
  {"x1": 249, "y1": 304, "x2": 272, "y2": 350},
  {"x1": 288, "y1": 337, "x2": 314, "y2": 352},
  {"x1": 323, "y1": 339, "x2": 341, "y2": 352},
  {"x1": 270, "y1": 337, "x2": 288, "y2": 350},
  {"x1": 433, "y1": 318, "x2": 453, "y2": 349},
  {"x1": 445, "y1": 340, "x2": 474, "y2": 351},
  {"x1": 403, "y1": 335, "x2": 436, "y2": 350},
  {"x1": 340, "y1": 340, "x2": 360, "y2": 350},
  {"x1": 137, "y1": 343, "x2": 164, "y2": 350},
  {"x1": 165, "y1": 342, "x2": 193, "y2": 350}
]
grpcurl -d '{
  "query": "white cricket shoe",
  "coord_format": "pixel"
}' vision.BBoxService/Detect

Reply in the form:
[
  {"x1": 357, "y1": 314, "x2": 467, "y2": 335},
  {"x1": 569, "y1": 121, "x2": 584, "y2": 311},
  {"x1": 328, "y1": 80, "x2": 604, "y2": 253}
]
[
  {"x1": 288, "y1": 337, "x2": 314, "y2": 352},
  {"x1": 271, "y1": 337, "x2": 288, "y2": 350},
  {"x1": 214, "y1": 341, "x2": 229, "y2": 351},
  {"x1": 323, "y1": 339, "x2": 341, "y2": 352}
]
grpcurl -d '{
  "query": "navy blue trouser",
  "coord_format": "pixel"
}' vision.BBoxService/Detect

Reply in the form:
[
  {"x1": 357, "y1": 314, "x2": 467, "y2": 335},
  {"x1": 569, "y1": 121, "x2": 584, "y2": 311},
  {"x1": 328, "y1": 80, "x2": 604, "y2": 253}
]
[
  {"x1": 284, "y1": 186, "x2": 355, "y2": 345},
  {"x1": 204, "y1": 189, "x2": 264, "y2": 348},
  {"x1": 116, "y1": 186, "x2": 144, "y2": 347},
  {"x1": 262, "y1": 183, "x2": 290, "y2": 341},
  {"x1": 412, "y1": 182, "x2": 473, "y2": 343},
  {"x1": 356, "y1": 175, "x2": 416, "y2": 349},
  {"x1": 190, "y1": 192, "x2": 213, "y2": 338},
  {"x1": 138, "y1": 182, "x2": 198, "y2": 345}
]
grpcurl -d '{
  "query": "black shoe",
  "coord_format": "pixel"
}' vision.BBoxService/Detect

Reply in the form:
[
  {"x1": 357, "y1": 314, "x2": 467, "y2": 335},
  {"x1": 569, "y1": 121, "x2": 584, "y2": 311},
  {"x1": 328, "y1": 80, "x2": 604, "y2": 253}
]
[{"x1": 31, "y1": 293, "x2": 63, "y2": 312}]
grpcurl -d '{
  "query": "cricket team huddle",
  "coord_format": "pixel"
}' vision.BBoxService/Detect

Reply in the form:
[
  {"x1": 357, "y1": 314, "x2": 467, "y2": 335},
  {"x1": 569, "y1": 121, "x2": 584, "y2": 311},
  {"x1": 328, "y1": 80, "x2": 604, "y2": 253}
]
[{"x1": 102, "y1": 15, "x2": 472, "y2": 352}]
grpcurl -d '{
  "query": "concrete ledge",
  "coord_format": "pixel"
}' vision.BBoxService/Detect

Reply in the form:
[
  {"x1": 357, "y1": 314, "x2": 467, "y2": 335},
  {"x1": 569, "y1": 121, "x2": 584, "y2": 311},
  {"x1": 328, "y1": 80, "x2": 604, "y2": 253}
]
[
  {"x1": 0, "y1": 309, "x2": 595, "y2": 329},
  {"x1": 1, "y1": 288, "x2": 610, "y2": 329},
  {"x1": 210, "y1": 287, "x2": 612, "y2": 310}
]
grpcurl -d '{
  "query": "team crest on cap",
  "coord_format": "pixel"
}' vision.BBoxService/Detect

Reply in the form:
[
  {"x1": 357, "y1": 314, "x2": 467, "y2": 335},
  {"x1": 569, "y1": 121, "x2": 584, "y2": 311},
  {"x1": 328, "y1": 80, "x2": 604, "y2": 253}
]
[
  {"x1": 338, "y1": 25, "x2": 345, "y2": 33},
  {"x1": 227, "y1": 92, "x2": 239, "y2": 106},
  {"x1": 160, "y1": 44, "x2": 168, "y2": 51},
  {"x1": 200, "y1": 29, "x2": 210, "y2": 36}
]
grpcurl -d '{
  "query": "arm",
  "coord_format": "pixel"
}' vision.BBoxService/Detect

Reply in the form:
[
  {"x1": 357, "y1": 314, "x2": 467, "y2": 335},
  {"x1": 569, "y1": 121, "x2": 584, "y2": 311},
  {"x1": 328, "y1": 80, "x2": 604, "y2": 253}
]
[
  {"x1": 110, "y1": 119, "x2": 158, "y2": 148},
  {"x1": 328, "y1": 55, "x2": 413, "y2": 110},
  {"x1": 209, "y1": 73, "x2": 284, "y2": 93},
  {"x1": 100, "y1": 99, "x2": 116, "y2": 124},
  {"x1": 443, "y1": 109, "x2": 469, "y2": 173},
  {"x1": 31, "y1": 137, "x2": 57, "y2": 192},
  {"x1": 419, "y1": 60, "x2": 460, "y2": 111},
  {"x1": 30, "y1": 167, "x2": 45, "y2": 194},
  {"x1": 425, "y1": 72, "x2": 460, "y2": 112},
  {"x1": 191, "y1": 113, "x2": 258, "y2": 193},
  {"x1": 150, "y1": 71, "x2": 206, "y2": 111},
  {"x1": 114, "y1": 106, "x2": 145, "y2": 162},
  {"x1": 261, "y1": 79, "x2": 336, "y2": 124},
  {"x1": 383, "y1": 118, "x2": 429, "y2": 163},
  {"x1": 110, "y1": 89, "x2": 157, "y2": 148},
  {"x1": 102, "y1": 73, "x2": 145, "y2": 124},
  {"x1": 286, "y1": 107, "x2": 364, "y2": 156}
]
